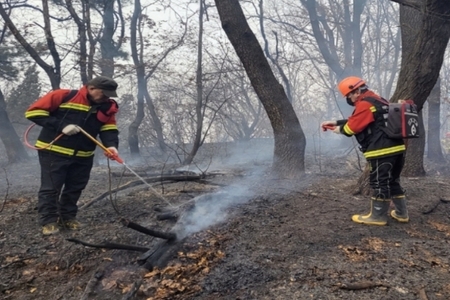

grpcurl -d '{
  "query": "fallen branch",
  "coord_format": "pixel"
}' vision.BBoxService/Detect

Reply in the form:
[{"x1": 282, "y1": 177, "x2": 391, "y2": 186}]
[
  {"x1": 0, "y1": 256, "x2": 37, "y2": 270},
  {"x1": 338, "y1": 281, "x2": 387, "y2": 290},
  {"x1": 66, "y1": 238, "x2": 150, "y2": 252},
  {"x1": 422, "y1": 198, "x2": 449, "y2": 214},
  {"x1": 121, "y1": 279, "x2": 142, "y2": 300},
  {"x1": 80, "y1": 268, "x2": 104, "y2": 300}
]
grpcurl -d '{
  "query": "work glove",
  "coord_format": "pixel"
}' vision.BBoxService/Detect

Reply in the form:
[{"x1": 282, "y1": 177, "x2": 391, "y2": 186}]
[
  {"x1": 62, "y1": 124, "x2": 81, "y2": 136},
  {"x1": 104, "y1": 147, "x2": 119, "y2": 160},
  {"x1": 332, "y1": 126, "x2": 341, "y2": 134}
]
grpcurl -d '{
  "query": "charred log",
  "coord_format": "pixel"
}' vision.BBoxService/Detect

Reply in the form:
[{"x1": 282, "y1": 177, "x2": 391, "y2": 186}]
[
  {"x1": 156, "y1": 211, "x2": 179, "y2": 221},
  {"x1": 153, "y1": 205, "x2": 176, "y2": 213},
  {"x1": 120, "y1": 218, "x2": 177, "y2": 241},
  {"x1": 138, "y1": 239, "x2": 182, "y2": 270}
]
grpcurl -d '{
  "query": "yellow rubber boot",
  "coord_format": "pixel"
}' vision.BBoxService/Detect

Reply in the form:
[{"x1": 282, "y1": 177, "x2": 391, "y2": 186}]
[
  {"x1": 352, "y1": 198, "x2": 389, "y2": 226},
  {"x1": 390, "y1": 195, "x2": 409, "y2": 223}
]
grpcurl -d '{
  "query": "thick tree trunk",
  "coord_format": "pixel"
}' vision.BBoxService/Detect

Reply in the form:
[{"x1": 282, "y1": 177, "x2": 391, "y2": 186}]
[
  {"x1": 403, "y1": 112, "x2": 426, "y2": 176},
  {"x1": 390, "y1": 2, "x2": 450, "y2": 177},
  {"x1": 391, "y1": 2, "x2": 450, "y2": 111},
  {"x1": 214, "y1": 0, "x2": 305, "y2": 178},
  {"x1": 99, "y1": 0, "x2": 115, "y2": 77},
  {"x1": 427, "y1": 77, "x2": 445, "y2": 163},
  {"x1": 0, "y1": 89, "x2": 28, "y2": 163}
]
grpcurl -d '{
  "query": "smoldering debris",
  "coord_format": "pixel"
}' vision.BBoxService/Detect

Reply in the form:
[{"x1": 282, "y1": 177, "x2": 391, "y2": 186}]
[{"x1": 172, "y1": 185, "x2": 253, "y2": 239}]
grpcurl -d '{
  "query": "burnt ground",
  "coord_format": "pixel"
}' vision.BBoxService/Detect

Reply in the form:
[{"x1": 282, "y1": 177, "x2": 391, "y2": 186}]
[{"x1": 1, "y1": 149, "x2": 450, "y2": 300}]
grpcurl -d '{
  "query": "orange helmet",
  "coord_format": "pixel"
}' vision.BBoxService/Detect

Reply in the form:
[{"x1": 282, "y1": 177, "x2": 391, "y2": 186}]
[{"x1": 338, "y1": 76, "x2": 366, "y2": 97}]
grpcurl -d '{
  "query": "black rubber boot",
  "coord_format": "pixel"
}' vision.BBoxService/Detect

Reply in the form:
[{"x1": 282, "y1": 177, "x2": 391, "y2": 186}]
[
  {"x1": 352, "y1": 198, "x2": 390, "y2": 226},
  {"x1": 390, "y1": 195, "x2": 409, "y2": 223}
]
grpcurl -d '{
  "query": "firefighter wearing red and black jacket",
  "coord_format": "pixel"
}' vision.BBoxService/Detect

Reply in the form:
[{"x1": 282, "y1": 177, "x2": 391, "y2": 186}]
[
  {"x1": 25, "y1": 76, "x2": 120, "y2": 235},
  {"x1": 321, "y1": 76, "x2": 409, "y2": 226}
]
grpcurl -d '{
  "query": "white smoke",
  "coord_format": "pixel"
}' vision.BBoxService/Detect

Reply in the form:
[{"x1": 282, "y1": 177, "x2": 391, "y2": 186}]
[{"x1": 173, "y1": 173, "x2": 260, "y2": 239}]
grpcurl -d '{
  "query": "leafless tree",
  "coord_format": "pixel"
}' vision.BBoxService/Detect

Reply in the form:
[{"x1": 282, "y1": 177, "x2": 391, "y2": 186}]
[
  {"x1": 64, "y1": 0, "x2": 94, "y2": 83},
  {"x1": 0, "y1": 0, "x2": 62, "y2": 89},
  {"x1": 214, "y1": 0, "x2": 306, "y2": 178},
  {"x1": 128, "y1": 0, "x2": 188, "y2": 157}
]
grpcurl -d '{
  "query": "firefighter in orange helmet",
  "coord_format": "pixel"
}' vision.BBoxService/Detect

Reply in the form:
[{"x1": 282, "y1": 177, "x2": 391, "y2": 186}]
[{"x1": 321, "y1": 76, "x2": 409, "y2": 226}]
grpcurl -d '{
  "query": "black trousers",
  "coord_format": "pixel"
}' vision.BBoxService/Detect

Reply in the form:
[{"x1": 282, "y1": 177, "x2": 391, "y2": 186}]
[
  {"x1": 368, "y1": 153, "x2": 405, "y2": 200},
  {"x1": 37, "y1": 151, "x2": 93, "y2": 225}
]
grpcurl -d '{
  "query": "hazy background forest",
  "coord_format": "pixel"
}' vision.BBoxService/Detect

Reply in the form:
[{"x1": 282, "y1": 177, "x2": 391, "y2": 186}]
[
  {"x1": 1, "y1": 2, "x2": 450, "y2": 298},
  {"x1": 0, "y1": 0, "x2": 449, "y2": 170}
]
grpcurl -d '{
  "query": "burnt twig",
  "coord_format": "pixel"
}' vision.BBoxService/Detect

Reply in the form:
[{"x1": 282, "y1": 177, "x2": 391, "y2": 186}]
[
  {"x1": 338, "y1": 281, "x2": 388, "y2": 290},
  {"x1": 0, "y1": 256, "x2": 37, "y2": 270}
]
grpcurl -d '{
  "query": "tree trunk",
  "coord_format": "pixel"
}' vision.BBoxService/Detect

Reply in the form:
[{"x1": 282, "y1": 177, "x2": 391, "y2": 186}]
[
  {"x1": 402, "y1": 113, "x2": 426, "y2": 176},
  {"x1": 427, "y1": 77, "x2": 445, "y2": 162},
  {"x1": 65, "y1": 0, "x2": 89, "y2": 84},
  {"x1": 184, "y1": 0, "x2": 205, "y2": 165},
  {"x1": 99, "y1": 0, "x2": 116, "y2": 77},
  {"x1": 390, "y1": 2, "x2": 450, "y2": 176},
  {"x1": 0, "y1": 89, "x2": 28, "y2": 163},
  {"x1": 144, "y1": 92, "x2": 166, "y2": 153},
  {"x1": 128, "y1": 95, "x2": 144, "y2": 157},
  {"x1": 129, "y1": 0, "x2": 168, "y2": 156},
  {"x1": 391, "y1": 2, "x2": 450, "y2": 110},
  {"x1": 214, "y1": 0, "x2": 305, "y2": 178},
  {"x1": 128, "y1": 0, "x2": 144, "y2": 157}
]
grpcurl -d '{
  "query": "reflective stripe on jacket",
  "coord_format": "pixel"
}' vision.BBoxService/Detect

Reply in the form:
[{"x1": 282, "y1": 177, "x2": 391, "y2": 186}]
[
  {"x1": 340, "y1": 90, "x2": 405, "y2": 159},
  {"x1": 25, "y1": 86, "x2": 119, "y2": 158}
]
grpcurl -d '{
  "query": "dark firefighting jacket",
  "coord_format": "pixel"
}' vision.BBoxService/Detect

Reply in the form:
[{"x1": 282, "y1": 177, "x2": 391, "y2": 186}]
[
  {"x1": 337, "y1": 90, "x2": 405, "y2": 159},
  {"x1": 25, "y1": 86, "x2": 119, "y2": 158}
]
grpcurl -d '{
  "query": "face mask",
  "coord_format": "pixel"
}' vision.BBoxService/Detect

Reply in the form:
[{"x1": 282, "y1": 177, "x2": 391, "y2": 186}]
[{"x1": 346, "y1": 97, "x2": 354, "y2": 106}]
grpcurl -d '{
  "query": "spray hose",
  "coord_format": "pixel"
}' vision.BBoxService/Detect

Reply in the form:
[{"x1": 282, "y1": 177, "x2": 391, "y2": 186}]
[
  {"x1": 77, "y1": 127, "x2": 124, "y2": 164},
  {"x1": 24, "y1": 124, "x2": 124, "y2": 164},
  {"x1": 322, "y1": 124, "x2": 336, "y2": 131},
  {"x1": 24, "y1": 124, "x2": 64, "y2": 150}
]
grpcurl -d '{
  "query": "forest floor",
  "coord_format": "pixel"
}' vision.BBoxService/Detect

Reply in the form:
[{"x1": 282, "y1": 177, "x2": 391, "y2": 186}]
[{"x1": 1, "y1": 149, "x2": 450, "y2": 300}]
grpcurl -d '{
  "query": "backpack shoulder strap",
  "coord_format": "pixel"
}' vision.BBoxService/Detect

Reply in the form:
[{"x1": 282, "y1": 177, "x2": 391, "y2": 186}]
[
  {"x1": 363, "y1": 96, "x2": 390, "y2": 106},
  {"x1": 61, "y1": 89, "x2": 78, "y2": 103}
]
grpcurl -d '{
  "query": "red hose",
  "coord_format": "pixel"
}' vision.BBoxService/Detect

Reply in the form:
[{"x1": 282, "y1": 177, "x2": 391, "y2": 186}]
[
  {"x1": 25, "y1": 123, "x2": 124, "y2": 164},
  {"x1": 24, "y1": 123, "x2": 63, "y2": 150},
  {"x1": 322, "y1": 125, "x2": 336, "y2": 131}
]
